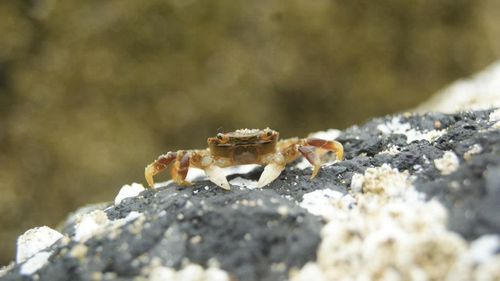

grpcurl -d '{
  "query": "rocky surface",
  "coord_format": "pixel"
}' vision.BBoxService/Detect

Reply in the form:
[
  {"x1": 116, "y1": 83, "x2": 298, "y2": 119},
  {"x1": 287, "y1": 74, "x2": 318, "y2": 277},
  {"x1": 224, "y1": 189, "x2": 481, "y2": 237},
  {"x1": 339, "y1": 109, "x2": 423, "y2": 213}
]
[
  {"x1": 416, "y1": 60, "x2": 500, "y2": 113},
  {"x1": 1, "y1": 109, "x2": 500, "y2": 281}
]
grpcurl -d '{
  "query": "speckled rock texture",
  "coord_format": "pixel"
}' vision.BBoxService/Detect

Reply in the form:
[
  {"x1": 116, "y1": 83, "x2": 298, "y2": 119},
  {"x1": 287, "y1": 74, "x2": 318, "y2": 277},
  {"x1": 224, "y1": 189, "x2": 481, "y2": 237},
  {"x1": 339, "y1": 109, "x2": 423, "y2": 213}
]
[{"x1": 1, "y1": 109, "x2": 500, "y2": 281}]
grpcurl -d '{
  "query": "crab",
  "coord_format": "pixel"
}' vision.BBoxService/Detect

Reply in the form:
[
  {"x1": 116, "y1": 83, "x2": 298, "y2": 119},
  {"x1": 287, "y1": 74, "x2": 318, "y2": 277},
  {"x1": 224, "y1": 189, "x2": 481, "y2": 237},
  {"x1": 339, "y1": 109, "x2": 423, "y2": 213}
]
[{"x1": 145, "y1": 128, "x2": 343, "y2": 190}]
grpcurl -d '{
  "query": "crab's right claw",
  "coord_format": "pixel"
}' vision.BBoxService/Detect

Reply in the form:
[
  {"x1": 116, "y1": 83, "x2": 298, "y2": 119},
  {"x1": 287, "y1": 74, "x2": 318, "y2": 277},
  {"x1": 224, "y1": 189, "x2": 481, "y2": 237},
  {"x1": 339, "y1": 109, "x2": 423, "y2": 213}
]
[
  {"x1": 204, "y1": 165, "x2": 231, "y2": 190},
  {"x1": 144, "y1": 152, "x2": 177, "y2": 188}
]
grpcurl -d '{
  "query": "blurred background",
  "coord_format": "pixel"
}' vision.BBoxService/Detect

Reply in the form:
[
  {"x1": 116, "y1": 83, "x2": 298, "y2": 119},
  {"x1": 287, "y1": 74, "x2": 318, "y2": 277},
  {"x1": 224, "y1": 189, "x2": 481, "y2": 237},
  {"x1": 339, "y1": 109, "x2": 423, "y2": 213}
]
[{"x1": 0, "y1": 0, "x2": 499, "y2": 264}]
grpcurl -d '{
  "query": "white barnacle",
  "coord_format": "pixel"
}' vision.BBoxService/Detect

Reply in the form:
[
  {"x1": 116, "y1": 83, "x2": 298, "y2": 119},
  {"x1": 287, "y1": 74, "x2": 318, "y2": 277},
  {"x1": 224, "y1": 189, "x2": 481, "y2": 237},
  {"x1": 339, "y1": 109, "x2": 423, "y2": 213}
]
[{"x1": 434, "y1": 151, "x2": 460, "y2": 175}]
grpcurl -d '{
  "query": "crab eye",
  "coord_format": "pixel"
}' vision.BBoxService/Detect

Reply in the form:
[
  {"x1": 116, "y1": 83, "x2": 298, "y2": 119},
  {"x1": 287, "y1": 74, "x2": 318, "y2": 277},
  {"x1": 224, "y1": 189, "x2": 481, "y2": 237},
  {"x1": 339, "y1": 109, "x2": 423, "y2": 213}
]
[
  {"x1": 217, "y1": 133, "x2": 223, "y2": 139},
  {"x1": 266, "y1": 131, "x2": 272, "y2": 137}
]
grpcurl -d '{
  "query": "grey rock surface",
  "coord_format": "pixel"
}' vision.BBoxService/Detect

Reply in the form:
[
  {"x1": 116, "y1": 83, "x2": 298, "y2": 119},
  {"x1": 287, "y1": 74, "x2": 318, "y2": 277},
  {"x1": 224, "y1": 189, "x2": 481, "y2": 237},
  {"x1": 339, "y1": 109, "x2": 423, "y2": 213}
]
[{"x1": 1, "y1": 109, "x2": 500, "y2": 281}]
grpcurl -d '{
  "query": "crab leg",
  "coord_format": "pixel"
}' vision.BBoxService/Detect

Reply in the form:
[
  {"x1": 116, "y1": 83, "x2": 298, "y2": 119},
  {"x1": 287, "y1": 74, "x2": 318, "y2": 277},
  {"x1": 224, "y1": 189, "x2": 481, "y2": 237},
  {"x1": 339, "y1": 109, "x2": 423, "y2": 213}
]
[
  {"x1": 257, "y1": 154, "x2": 286, "y2": 188},
  {"x1": 170, "y1": 152, "x2": 191, "y2": 186},
  {"x1": 257, "y1": 162, "x2": 285, "y2": 188},
  {"x1": 190, "y1": 151, "x2": 231, "y2": 190},
  {"x1": 145, "y1": 151, "x2": 178, "y2": 187},
  {"x1": 204, "y1": 165, "x2": 231, "y2": 190}
]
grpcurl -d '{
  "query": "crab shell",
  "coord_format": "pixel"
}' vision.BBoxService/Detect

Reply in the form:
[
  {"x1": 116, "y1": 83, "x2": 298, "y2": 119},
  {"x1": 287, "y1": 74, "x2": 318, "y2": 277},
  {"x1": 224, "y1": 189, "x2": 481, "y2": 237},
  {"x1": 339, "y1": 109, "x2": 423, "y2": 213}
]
[{"x1": 207, "y1": 128, "x2": 279, "y2": 165}]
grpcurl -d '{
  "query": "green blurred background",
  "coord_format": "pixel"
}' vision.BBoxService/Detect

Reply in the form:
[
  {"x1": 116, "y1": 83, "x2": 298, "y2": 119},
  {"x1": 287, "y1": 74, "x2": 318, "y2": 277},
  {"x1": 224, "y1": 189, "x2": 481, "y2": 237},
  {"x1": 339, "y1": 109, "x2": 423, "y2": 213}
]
[{"x1": 0, "y1": 0, "x2": 499, "y2": 264}]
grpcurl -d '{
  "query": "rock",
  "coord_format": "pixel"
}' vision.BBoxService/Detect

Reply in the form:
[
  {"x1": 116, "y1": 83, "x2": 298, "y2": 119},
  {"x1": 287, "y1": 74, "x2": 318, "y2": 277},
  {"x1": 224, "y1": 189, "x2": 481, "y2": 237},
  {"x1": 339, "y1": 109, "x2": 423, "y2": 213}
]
[
  {"x1": 416, "y1": 61, "x2": 500, "y2": 112},
  {"x1": 1, "y1": 109, "x2": 499, "y2": 281},
  {"x1": 16, "y1": 227, "x2": 64, "y2": 264},
  {"x1": 114, "y1": 183, "x2": 146, "y2": 205}
]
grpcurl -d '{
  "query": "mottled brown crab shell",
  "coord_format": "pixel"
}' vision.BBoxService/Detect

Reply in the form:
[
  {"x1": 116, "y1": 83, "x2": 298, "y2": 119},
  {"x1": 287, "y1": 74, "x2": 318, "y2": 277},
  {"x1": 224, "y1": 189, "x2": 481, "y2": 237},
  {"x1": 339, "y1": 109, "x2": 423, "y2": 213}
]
[{"x1": 207, "y1": 129, "x2": 279, "y2": 164}]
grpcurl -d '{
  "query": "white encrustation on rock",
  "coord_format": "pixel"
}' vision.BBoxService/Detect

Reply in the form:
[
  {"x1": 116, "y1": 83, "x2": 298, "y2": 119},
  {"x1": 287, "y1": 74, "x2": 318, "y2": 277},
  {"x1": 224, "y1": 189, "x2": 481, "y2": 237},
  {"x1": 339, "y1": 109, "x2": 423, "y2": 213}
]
[
  {"x1": 16, "y1": 226, "x2": 64, "y2": 263},
  {"x1": 114, "y1": 182, "x2": 146, "y2": 205},
  {"x1": 434, "y1": 151, "x2": 460, "y2": 175}
]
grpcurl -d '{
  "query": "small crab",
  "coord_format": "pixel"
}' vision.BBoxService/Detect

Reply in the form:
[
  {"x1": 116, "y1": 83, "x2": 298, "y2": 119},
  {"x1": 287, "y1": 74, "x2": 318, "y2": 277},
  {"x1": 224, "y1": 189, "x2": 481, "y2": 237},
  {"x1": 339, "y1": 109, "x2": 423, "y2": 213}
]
[{"x1": 145, "y1": 128, "x2": 343, "y2": 190}]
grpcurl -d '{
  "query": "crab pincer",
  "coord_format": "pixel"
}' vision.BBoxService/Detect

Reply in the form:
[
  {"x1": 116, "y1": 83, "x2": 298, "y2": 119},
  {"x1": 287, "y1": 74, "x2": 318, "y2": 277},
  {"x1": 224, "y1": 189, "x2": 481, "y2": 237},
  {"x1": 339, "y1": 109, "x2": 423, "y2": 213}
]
[
  {"x1": 145, "y1": 151, "x2": 190, "y2": 187},
  {"x1": 298, "y1": 138, "x2": 344, "y2": 178}
]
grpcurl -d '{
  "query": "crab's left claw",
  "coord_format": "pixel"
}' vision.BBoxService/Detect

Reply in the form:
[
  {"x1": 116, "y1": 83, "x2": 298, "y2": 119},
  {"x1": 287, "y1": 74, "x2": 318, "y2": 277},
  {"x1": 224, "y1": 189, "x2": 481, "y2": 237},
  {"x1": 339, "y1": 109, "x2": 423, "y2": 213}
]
[
  {"x1": 145, "y1": 164, "x2": 157, "y2": 187},
  {"x1": 145, "y1": 151, "x2": 178, "y2": 187},
  {"x1": 204, "y1": 165, "x2": 231, "y2": 190},
  {"x1": 257, "y1": 162, "x2": 285, "y2": 188}
]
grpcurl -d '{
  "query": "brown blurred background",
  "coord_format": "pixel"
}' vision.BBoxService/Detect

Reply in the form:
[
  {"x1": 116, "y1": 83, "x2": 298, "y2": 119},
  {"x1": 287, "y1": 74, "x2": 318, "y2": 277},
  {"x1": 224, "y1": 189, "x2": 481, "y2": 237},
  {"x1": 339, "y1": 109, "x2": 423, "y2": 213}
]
[{"x1": 0, "y1": 0, "x2": 499, "y2": 264}]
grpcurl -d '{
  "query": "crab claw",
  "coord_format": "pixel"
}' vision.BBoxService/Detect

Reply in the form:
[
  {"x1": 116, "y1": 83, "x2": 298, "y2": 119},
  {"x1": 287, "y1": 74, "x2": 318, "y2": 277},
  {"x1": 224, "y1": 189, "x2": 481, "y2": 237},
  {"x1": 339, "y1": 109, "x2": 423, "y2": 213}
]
[
  {"x1": 298, "y1": 146, "x2": 321, "y2": 179},
  {"x1": 145, "y1": 164, "x2": 157, "y2": 187},
  {"x1": 306, "y1": 138, "x2": 344, "y2": 160},
  {"x1": 144, "y1": 152, "x2": 178, "y2": 187},
  {"x1": 204, "y1": 165, "x2": 231, "y2": 190},
  {"x1": 257, "y1": 163, "x2": 285, "y2": 188}
]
